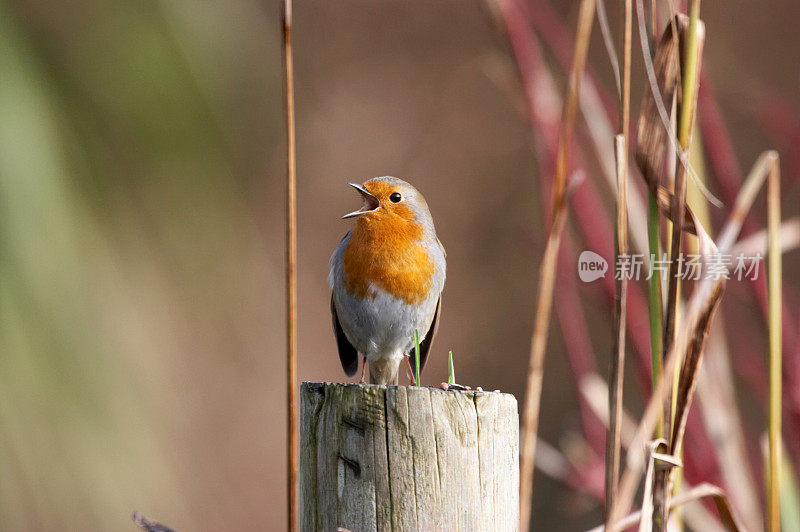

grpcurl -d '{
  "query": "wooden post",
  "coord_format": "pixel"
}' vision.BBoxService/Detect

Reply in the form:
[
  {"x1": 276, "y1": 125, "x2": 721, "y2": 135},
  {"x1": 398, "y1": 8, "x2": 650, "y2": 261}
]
[{"x1": 300, "y1": 382, "x2": 519, "y2": 531}]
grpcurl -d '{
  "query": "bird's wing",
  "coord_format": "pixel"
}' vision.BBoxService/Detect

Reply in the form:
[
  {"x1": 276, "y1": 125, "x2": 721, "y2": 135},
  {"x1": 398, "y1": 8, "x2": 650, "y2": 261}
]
[
  {"x1": 331, "y1": 294, "x2": 359, "y2": 377},
  {"x1": 417, "y1": 296, "x2": 441, "y2": 373}
]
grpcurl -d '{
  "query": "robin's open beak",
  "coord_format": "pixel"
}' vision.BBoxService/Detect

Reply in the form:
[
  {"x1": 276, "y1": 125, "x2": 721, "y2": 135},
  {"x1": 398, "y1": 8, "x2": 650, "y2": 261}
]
[{"x1": 342, "y1": 183, "x2": 380, "y2": 219}]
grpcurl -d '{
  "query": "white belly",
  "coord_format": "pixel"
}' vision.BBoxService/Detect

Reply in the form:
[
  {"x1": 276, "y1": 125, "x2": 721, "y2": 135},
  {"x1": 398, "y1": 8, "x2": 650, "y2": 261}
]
[{"x1": 332, "y1": 284, "x2": 439, "y2": 362}]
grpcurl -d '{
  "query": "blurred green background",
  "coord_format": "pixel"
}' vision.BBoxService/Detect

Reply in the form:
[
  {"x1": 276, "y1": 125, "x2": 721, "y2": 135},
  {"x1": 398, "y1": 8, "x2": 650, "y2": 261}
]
[{"x1": 2, "y1": 1, "x2": 798, "y2": 530}]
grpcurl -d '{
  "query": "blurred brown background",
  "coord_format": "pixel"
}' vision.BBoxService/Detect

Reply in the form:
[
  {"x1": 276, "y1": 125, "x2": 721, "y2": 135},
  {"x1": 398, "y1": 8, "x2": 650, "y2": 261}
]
[{"x1": 1, "y1": 1, "x2": 798, "y2": 530}]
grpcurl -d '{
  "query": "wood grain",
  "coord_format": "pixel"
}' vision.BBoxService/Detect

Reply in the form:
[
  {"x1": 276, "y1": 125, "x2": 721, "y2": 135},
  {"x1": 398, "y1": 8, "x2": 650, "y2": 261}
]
[{"x1": 300, "y1": 383, "x2": 518, "y2": 531}]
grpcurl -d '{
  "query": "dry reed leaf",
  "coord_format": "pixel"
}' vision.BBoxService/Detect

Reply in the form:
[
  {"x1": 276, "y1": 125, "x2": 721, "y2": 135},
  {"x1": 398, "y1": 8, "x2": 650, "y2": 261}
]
[
  {"x1": 638, "y1": 439, "x2": 669, "y2": 532},
  {"x1": 635, "y1": 14, "x2": 686, "y2": 193},
  {"x1": 580, "y1": 374, "x2": 638, "y2": 444},
  {"x1": 729, "y1": 217, "x2": 800, "y2": 257},
  {"x1": 697, "y1": 330, "x2": 764, "y2": 531},
  {"x1": 593, "y1": 482, "x2": 744, "y2": 532},
  {"x1": 670, "y1": 279, "x2": 725, "y2": 452},
  {"x1": 655, "y1": 185, "x2": 697, "y2": 235},
  {"x1": 635, "y1": 9, "x2": 720, "y2": 207},
  {"x1": 610, "y1": 150, "x2": 780, "y2": 527},
  {"x1": 657, "y1": 248, "x2": 723, "y2": 530},
  {"x1": 580, "y1": 374, "x2": 734, "y2": 531},
  {"x1": 700, "y1": 487, "x2": 745, "y2": 532},
  {"x1": 655, "y1": 184, "x2": 716, "y2": 254}
]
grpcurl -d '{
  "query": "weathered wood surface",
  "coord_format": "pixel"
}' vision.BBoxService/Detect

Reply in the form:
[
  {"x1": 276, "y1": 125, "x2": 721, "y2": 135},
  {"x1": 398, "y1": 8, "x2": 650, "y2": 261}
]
[{"x1": 300, "y1": 382, "x2": 519, "y2": 531}]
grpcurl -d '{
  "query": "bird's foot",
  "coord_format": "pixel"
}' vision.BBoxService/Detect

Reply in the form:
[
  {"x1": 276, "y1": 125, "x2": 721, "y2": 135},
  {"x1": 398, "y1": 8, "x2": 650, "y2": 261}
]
[
  {"x1": 404, "y1": 355, "x2": 417, "y2": 386},
  {"x1": 358, "y1": 357, "x2": 367, "y2": 384}
]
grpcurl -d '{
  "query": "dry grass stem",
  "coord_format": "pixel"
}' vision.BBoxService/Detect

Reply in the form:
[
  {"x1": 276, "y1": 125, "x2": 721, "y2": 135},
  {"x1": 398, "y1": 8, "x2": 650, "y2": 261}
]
[
  {"x1": 282, "y1": 1, "x2": 298, "y2": 529},
  {"x1": 519, "y1": 205, "x2": 570, "y2": 531},
  {"x1": 638, "y1": 439, "x2": 677, "y2": 532},
  {"x1": 605, "y1": 2, "x2": 634, "y2": 515},
  {"x1": 607, "y1": 311, "x2": 684, "y2": 527},
  {"x1": 717, "y1": 151, "x2": 778, "y2": 252},
  {"x1": 662, "y1": 8, "x2": 704, "y2": 430},
  {"x1": 600, "y1": 4, "x2": 633, "y2": 517},
  {"x1": 549, "y1": 0, "x2": 596, "y2": 216},
  {"x1": 561, "y1": 2, "x2": 650, "y2": 257},
  {"x1": 518, "y1": 1, "x2": 596, "y2": 528},
  {"x1": 488, "y1": 3, "x2": 788, "y2": 531},
  {"x1": 656, "y1": 5, "x2": 704, "y2": 526},
  {"x1": 606, "y1": 132, "x2": 630, "y2": 520},
  {"x1": 766, "y1": 155, "x2": 782, "y2": 532},
  {"x1": 608, "y1": 147, "x2": 776, "y2": 527}
]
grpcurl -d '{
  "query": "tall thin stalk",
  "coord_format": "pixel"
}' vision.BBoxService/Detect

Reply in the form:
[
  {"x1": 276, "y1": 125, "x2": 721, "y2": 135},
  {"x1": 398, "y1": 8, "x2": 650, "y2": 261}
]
[
  {"x1": 605, "y1": 0, "x2": 633, "y2": 521},
  {"x1": 550, "y1": 1, "x2": 596, "y2": 213},
  {"x1": 767, "y1": 156, "x2": 783, "y2": 532},
  {"x1": 518, "y1": 1, "x2": 595, "y2": 529},
  {"x1": 519, "y1": 206, "x2": 570, "y2": 531},
  {"x1": 281, "y1": 0, "x2": 298, "y2": 530},
  {"x1": 663, "y1": 0, "x2": 702, "y2": 436},
  {"x1": 607, "y1": 134, "x2": 630, "y2": 521},
  {"x1": 643, "y1": 0, "x2": 664, "y2": 441},
  {"x1": 647, "y1": 194, "x2": 664, "y2": 438},
  {"x1": 655, "y1": 3, "x2": 703, "y2": 529}
]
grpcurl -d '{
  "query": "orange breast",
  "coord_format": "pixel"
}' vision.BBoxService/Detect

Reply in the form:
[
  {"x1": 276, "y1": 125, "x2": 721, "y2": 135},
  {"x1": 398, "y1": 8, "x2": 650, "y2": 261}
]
[{"x1": 342, "y1": 213, "x2": 434, "y2": 305}]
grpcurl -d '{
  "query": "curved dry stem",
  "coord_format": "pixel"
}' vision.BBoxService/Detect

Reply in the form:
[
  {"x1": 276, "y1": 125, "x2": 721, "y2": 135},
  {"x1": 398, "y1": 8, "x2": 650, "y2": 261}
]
[
  {"x1": 518, "y1": 1, "x2": 596, "y2": 529},
  {"x1": 519, "y1": 204, "x2": 569, "y2": 530},
  {"x1": 591, "y1": 482, "x2": 743, "y2": 532}
]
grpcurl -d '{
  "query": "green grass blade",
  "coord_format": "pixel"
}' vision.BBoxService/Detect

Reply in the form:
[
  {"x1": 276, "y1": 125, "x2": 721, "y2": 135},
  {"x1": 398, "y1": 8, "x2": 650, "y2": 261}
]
[
  {"x1": 448, "y1": 351, "x2": 455, "y2": 384},
  {"x1": 647, "y1": 191, "x2": 664, "y2": 438}
]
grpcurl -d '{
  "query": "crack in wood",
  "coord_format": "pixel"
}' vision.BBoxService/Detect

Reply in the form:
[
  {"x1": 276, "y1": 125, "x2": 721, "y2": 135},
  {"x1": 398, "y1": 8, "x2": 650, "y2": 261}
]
[
  {"x1": 342, "y1": 416, "x2": 365, "y2": 435},
  {"x1": 338, "y1": 454, "x2": 361, "y2": 477}
]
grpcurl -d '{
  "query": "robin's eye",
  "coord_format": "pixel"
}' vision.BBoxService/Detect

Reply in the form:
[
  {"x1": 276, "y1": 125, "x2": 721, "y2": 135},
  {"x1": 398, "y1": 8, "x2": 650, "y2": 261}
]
[{"x1": 389, "y1": 192, "x2": 402, "y2": 203}]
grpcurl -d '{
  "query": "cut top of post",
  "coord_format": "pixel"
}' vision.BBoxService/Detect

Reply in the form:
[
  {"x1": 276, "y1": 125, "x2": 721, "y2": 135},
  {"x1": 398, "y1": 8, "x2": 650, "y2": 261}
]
[{"x1": 300, "y1": 382, "x2": 519, "y2": 531}]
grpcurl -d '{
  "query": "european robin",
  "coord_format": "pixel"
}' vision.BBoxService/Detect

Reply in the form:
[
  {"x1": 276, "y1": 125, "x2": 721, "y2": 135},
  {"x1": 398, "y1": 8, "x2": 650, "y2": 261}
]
[{"x1": 329, "y1": 177, "x2": 446, "y2": 385}]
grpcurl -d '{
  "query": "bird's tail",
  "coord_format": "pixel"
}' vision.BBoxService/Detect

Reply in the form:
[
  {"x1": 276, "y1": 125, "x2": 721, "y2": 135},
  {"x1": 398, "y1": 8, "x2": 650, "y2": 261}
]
[{"x1": 368, "y1": 357, "x2": 401, "y2": 385}]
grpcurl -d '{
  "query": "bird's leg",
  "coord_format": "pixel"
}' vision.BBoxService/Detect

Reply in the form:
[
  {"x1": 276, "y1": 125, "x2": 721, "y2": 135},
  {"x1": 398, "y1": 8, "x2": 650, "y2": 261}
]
[
  {"x1": 358, "y1": 356, "x2": 367, "y2": 384},
  {"x1": 404, "y1": 354, "x2": 417, "y2": 386}
]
